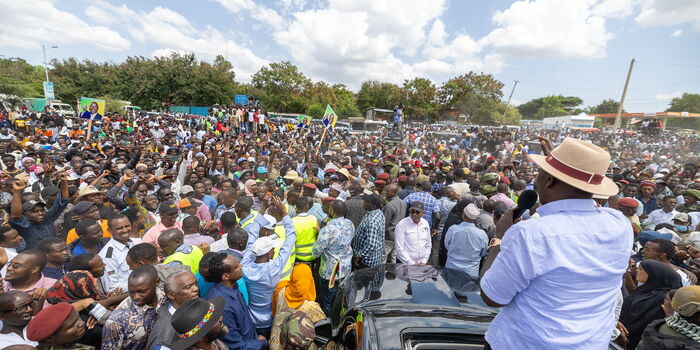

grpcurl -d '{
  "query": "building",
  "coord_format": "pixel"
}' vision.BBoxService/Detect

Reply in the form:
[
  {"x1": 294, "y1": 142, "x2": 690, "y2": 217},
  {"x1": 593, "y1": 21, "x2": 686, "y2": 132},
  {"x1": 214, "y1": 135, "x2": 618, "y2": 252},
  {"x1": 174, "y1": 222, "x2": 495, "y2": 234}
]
[{"x1": 542, "y1": 113, "x2": 595, "y2": 130}]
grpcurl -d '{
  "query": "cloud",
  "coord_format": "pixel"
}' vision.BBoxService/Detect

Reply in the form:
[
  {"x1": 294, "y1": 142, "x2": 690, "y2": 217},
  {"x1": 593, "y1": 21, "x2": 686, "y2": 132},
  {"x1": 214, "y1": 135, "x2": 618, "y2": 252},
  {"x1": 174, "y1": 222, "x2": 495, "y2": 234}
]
[
  {"x1": 636, "y1": 0, "x2": 700, "y2": 31},
  {"x1": 0, "y1": 0, "x2": 130, "y2": 51},
  {"x1": 655, "y1": 91, "x2": 682, "y2": 100},
  {"x1": 671, "y1": 29, "x2": 683, "y2": 37},
  {"x1": 480, "y1": 0, "x2": 614, "y2": 58},
  {"x1": 213, "y1": 0, "x2": 285, "y2": 30},
  {"x1": 85, "y1": 1, "x2": 267, "y2": 81},
  {"x1": 592, "y1": 0, "x2": 639, "y2": 18}
]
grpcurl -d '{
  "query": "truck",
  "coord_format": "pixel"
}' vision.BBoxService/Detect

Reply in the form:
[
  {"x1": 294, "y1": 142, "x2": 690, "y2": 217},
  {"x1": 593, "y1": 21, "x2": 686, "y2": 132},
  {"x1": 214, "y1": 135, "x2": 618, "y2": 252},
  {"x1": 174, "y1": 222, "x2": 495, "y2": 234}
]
[{"x1": 22, "y1": 98, "x2": 75, "y2": 116}]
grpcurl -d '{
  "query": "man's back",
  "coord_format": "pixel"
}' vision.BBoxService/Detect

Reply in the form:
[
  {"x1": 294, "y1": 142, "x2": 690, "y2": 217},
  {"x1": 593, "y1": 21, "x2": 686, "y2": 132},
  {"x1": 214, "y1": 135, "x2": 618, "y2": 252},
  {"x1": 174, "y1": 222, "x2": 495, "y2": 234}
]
[{"x1": 481, "y1": 199, "x2": 632, "y2": 349}]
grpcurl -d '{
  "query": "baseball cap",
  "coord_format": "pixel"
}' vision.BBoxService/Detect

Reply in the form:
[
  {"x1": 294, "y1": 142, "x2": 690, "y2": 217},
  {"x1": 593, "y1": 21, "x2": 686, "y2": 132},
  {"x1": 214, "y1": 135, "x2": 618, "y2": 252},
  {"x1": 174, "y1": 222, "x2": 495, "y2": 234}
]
[
  {"x1": 251, "y1": 236, "x2": 283, "y2": 256},
  {"x1": 673, "y1": 212, "x2": 691, "y2": 223},
  {"x1": 256, "y1": 166, "x2": 268, "y2": 174},
  {"x1": 671, "y1": 286, "x2": 700, "y2": 317},
  {"x1": 159, "y1": 200, "x2": 179, "y2": 215},
  {"x1": 178, "y1": 198, "x2": 201, "y2": 209},
  {"x1": 409, "y1": 201, "x2": 424, "y2": 211},
  {"x1": 22, "y1": 200, "x2": 46, "y2": 212},
  {"x1": 41, "y1": 186, "x2": 60, "y2": 198},
  {"x1": 262, "y1": 214, "x2": 277, "y2": 230},
  {"x1": 73, "y1": 201, "x2": 97, "y2": 215},
  {"x1": 180, "y1": 185, "x2": 194, "y2": 195}
]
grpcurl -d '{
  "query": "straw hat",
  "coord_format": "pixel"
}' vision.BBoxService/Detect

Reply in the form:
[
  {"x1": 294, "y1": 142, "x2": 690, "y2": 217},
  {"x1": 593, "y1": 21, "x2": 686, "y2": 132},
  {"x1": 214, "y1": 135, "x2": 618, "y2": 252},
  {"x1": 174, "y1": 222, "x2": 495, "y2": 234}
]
[
  {"x1": 75, "y1": 185, "x2": 105, "y2": 201},
  {"x1": 528, "y1": 138, "x2": 618, "y2": 196}
]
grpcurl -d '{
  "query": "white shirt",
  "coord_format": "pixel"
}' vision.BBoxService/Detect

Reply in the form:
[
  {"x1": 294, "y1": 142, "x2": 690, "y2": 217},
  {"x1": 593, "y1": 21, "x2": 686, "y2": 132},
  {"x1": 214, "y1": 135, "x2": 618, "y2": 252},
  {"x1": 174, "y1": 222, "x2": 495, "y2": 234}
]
[
  {"x1": 210, "y1": 234, "x2": 230, "y2": 252},
  {"x1": 0, "y1": 247, "x2": 18, "y2": 278},
  {"x1": 0, "y1": 326, "x2": 38, "y2": 348},
  {"x1": 646, "y1": 208, "x2": 678, "y2": 228},
  {"x1": 481, "y1": 199, "x2": 632, "y2": 350},
  {"x1": 393, "y1": 217, "x2": 431, "y2": 265},
  {"x1": 99, "y1": 238, "x2": 136, "y2": 293}
]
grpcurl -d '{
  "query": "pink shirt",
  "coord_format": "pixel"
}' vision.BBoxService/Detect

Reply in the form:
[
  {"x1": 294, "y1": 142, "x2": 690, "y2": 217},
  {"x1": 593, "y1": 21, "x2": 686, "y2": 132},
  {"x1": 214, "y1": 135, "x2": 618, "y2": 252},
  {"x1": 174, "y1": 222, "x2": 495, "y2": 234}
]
[
  {"x1": 4, "y1": 274, "x2": 57, "y2": 294},
  {"x1": 142, "y1": 221, "x2": 183, "y2": 246},
  {"x1": 194, "y1": 198, "x2": 212, "y2": 221},
  {"x1": 490, "y1": 192, "x2": 516, "y2": 208}
]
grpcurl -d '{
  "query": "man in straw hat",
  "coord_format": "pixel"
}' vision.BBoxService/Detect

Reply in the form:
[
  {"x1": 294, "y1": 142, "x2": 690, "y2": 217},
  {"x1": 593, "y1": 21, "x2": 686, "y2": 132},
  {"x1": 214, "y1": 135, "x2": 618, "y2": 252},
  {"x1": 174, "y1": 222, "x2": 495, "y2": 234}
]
[{"x1": 479, "y1": 137, "x2": 633, "y2": 350}]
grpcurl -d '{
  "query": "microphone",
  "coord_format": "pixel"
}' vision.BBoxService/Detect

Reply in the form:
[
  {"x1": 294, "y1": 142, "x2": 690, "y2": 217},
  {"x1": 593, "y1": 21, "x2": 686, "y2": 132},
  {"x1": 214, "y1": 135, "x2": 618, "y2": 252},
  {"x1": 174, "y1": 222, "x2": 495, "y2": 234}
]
[{"x1": 513, "y1": 190, "x2": 538, "y2": 220}]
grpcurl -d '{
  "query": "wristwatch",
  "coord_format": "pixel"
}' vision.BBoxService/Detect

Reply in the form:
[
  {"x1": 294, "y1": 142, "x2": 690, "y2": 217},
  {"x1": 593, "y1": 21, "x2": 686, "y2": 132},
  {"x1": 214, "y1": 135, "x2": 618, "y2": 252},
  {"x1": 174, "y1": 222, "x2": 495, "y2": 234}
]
[{"x1": 488, "y1": 238, "x2": 502, "y2": 248}]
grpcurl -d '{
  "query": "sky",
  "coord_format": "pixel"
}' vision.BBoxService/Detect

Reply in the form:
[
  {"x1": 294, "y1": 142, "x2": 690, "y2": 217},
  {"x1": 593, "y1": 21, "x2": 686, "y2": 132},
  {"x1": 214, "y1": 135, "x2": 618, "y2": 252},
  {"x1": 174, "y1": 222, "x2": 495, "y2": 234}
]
[{"x1": 1, "y1": 0, "x2": 699, "y2": 113}]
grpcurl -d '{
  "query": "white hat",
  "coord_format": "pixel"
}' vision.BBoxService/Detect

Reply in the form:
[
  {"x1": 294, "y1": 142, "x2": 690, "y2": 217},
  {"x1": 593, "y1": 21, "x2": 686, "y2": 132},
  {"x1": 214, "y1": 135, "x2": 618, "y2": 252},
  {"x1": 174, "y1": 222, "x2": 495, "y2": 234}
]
[
  {"x1": 262, "y1": 214, "x2": 277, "y2": 230},
  {"x1": 251, "y1": 236, "x2": 283, "y2": 256},
  {"x1": 463, "y1": 203, "x2": 480, "y2": 220},
  {"x1": 180, "y1": 185, "x2": 195, "y2": 195}
]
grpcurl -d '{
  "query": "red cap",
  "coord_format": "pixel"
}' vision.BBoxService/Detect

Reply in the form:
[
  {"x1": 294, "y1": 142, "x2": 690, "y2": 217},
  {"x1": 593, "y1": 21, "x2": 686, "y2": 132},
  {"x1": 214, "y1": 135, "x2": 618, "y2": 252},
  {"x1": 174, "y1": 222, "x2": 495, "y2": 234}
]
[
  {"x1": 27, "y1": 303, "x2": 73, "y2": 341},
  {"x1": 325, "y1": 168, "x2": 336, "y2": 174},
  {"x1": 377, "y1": 173, "x2": 390, "y2": 180},
  {"x1": 640, "y1": 180, "x2": 656, "y2": 189},
  {"x1": 499, "y1": 176, "x2": 511, "y2": 185},
  {"x1": 303, "y1": 183, "x2": 317, "y2": 190},
  {"x1": 343, "y1": 165, "x2": 353, "y2": 170},
  {"x1": 387, "y1": 155, "x2": 397, "y2": 160},
  {"x1": 375, "y1": 180, "x2": 387, "y2": 186},
  {"x1": 618, "y1": 197, "x2": 640, "y2": 208},
  {"x1": 397, "y1": 175, "x2": 408, "y2": 182},
  {"x1": 486, "y1": 156, "x2": 496, "y2": 162},
  {"x1": 401, "y1": 160, "x2": 409, "y2": 165},
  {"x1": 322, "y1": 196, "x2": 336, "y2": 202}
]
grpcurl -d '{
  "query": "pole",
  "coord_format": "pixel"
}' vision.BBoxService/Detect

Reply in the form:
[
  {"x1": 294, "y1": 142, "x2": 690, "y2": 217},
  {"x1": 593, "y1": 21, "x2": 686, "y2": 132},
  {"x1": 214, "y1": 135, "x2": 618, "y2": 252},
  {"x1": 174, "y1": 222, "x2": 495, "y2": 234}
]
[
  {"x1": 502, "y1": 80, "x2": 519, "y2": 124},
  {"x1": 42, "y1": 44, "x2": 49, "y2": 82},
  {"x1": 613, "y1": 58, "x2": 635, "y2": 130},
  {"x1": 316, "y1": 127, "x2": 328, "y2": 154}
]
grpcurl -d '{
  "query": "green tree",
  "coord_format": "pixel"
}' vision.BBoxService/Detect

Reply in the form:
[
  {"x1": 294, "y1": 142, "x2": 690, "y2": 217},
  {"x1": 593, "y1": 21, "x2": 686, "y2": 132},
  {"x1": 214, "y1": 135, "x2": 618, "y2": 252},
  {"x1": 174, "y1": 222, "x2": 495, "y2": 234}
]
[
  {"x1": 356, "y1": 80, "x2": 402, "y2": 111},
  {"x1": 438, "y1": 72, "x2": 504, "y2": 124},
  {"x1": 401, "y1": 77, "x2": 439, "y2": 120},
  {"x1": 588, "y1": 98, "x2": 623, "y2": 114},
  {"x1": 0, "y1": 58, "x2": 44, "y2": 97},
  {"x1": 476, "y1": 102, "x2": 522, "y2": 125},
  {"x1": 666, "y1": 93, "x2": 700, "y2": 129},
  {"x1": 517, "y1": 95, "x2": 584, "y2": 120},
  {"x1": 251, "y1": 61, "x2": 310, "y2": 112}
]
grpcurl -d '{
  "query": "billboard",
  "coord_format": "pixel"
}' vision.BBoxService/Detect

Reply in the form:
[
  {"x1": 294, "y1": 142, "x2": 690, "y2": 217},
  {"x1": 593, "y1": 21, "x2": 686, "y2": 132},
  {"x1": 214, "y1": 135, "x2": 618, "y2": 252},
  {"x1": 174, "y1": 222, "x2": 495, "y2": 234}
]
[{"x1": 43, "y1": 82, "x2": 54, "y2": 100}]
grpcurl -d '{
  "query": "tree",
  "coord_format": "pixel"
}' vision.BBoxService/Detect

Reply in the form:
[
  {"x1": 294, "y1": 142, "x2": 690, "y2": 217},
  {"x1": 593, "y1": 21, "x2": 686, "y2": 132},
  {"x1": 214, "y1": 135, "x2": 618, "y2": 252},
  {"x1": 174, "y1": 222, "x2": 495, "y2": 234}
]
[
  {"x1": 475, "y1": 102, "x2": 522, "y2": 125},
  {"x1": 666, "y1": 93, "x2": 700, "y2": 129},
  {"x1": 438, "y1": 72, "x2": 504, "y2": 124},
  {"x1": 356, "y1": 81, "x2": 402, "y2": 111},
  {"x1": 401, "y1": 77, "x2": 439, "y2": 120},
  {"x1": 588, "y1": 98, "x2": 623, "y2": 114},
  {"x1": 517, "y1": 95, "x2": 584, "y2": 120},
  {"x1": 251, "y1": 61, "x2": 311, "y2": 112},
  {"x1": 0, "y1": 58, "x2": 44, "y2": 97}
]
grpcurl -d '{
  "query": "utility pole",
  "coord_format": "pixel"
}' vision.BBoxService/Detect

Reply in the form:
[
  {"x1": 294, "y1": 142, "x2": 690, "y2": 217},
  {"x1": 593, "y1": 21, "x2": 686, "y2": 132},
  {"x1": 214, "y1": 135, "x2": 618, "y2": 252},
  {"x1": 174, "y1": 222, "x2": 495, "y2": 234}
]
[
  {"x1": 613, "y1": 58, "x2": 635, "y2": 130},
  {"x1": 502, "y1": 80, "x2": 519, "y2": 124}
]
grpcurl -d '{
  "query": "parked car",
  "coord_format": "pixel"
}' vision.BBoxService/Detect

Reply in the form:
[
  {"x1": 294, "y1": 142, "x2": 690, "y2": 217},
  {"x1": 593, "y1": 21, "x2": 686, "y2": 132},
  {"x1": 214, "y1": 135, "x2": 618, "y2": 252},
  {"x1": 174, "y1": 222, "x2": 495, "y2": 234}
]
[{"x1": 315, "y1": 264, "x2": 498, "y2": 349}]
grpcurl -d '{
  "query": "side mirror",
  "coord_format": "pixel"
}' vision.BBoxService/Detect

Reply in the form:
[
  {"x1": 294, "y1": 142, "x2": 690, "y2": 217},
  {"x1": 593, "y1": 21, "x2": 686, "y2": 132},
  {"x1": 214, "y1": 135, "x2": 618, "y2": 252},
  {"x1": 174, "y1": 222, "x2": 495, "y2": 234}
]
[{"x1": 314, "y1": 318, "x2": 332, "y2": 347}]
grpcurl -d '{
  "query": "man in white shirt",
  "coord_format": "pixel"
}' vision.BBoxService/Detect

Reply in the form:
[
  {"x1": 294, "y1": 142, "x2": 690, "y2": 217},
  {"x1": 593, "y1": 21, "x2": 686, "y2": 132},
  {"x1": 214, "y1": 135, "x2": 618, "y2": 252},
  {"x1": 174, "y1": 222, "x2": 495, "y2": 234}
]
[
  {"x1": 0, "y1": 291, "x2": 38, "y2": 348},
  {"x1": 99, "y1": 213, "x2": 137, "y2": 292},
  {"x1": 0, "y1": 226, "x2": 22, "y2": 278},
  {"x1": 646, "y1": 195, "x2": 678, "y2": 228},
  {"x1": 394, "y1": 201, "x2": 431, "y2": 265}
]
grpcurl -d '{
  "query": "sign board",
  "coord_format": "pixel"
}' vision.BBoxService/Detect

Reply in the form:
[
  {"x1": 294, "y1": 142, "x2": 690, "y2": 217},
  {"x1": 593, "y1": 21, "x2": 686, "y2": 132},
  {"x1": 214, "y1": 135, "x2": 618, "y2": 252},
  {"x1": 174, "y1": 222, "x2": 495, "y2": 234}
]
[
  {"x1": 643, "y1": 112, "x2": 656, "y2": 117},
  {"x1": 78, "y1": 97, "x2": 105, "y2": 120},
  {"x1": 43, "y1": 81, "x2": 55, "y2": 100},
  {"x1": 681, "y1": 112, "x2": 689, "y2": 117}
]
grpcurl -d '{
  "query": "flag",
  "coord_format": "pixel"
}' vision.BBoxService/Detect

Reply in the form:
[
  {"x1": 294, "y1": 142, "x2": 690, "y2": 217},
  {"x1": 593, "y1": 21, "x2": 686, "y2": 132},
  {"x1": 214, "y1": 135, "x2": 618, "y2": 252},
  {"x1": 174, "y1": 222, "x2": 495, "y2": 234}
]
[
  {"x1": 296, "y1": 115, "x2": 311, "y2": 129},
  {"x1": 322, "y1": 105, "x2": 338, "y2": 132}
]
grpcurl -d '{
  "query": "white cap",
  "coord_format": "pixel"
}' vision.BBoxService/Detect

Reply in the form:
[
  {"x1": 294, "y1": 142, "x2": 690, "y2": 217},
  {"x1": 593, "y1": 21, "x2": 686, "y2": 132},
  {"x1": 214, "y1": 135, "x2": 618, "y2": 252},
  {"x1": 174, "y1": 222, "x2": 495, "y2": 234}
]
[
  {"x1": 463, "y1": 203, "x2": 480, "y2": 220},
  {"x1": 251, "y1": 236, "x2": 283, "y2": 256},
  {"x1": 262, "y1": 214, "x2": 277, "y2": 230}
]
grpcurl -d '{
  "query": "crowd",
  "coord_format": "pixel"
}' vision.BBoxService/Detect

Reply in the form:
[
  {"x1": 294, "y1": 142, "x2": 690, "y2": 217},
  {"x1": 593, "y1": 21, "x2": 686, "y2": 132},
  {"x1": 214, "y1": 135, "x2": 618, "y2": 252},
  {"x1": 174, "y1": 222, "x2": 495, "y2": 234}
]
[{"x1": 0, "y1": 105, "x2": 698, "y2": 350}]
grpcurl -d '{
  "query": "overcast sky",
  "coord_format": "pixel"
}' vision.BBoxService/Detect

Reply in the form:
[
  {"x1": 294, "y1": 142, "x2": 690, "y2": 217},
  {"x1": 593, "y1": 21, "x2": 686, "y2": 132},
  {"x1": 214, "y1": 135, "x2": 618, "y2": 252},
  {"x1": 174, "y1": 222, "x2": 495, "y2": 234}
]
[{"x1": 1, "y1": 0, "x2": 699, "y2": 112}]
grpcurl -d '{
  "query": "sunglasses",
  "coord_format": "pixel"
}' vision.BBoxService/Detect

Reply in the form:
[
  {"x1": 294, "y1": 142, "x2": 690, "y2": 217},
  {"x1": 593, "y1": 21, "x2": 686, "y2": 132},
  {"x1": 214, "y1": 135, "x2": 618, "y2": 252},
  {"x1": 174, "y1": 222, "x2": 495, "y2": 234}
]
[{"x1": 409, "y1": 209, "x2": 422, "y2": 214}]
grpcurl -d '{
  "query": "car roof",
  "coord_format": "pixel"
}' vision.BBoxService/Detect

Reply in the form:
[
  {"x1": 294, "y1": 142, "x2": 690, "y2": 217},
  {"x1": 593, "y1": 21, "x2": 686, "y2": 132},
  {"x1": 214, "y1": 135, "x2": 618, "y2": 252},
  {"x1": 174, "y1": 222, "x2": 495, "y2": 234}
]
[{"x1": 343, "y1": 264, "x2": 497, "y2": 315}]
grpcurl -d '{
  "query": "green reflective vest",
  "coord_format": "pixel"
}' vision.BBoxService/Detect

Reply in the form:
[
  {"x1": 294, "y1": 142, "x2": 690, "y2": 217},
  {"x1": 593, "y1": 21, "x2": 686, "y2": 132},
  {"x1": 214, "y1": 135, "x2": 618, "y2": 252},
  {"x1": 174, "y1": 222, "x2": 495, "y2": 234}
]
[
  {"x1": 291, "y1": 214, "x2": 319, "y2": 262},
  {"x1": 163, "y1": 245, "x2": 204, "y2": 275},
  {"x1": 273, "y1": 224, "x2": 295, "y2": 281}
]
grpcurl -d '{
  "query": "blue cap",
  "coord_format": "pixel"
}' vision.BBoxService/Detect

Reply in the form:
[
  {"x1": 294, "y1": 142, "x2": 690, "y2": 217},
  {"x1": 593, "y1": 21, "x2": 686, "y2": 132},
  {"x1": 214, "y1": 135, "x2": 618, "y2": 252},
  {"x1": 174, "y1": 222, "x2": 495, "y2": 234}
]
[
  {"x1": 237, "y1": 157, "x2": 248, "y2": 164},
  {"x1": 257, "y1": 166, "x2": 268, "y2": 174}
]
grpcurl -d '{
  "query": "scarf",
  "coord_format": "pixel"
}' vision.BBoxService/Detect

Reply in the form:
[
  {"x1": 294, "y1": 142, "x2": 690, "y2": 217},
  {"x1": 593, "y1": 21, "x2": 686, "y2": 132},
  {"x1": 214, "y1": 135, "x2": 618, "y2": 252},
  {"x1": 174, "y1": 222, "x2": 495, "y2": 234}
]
[
  {"x1": 665, "y1": 315, "x2": 700, "y2": 342},
  {"x1": 272, "y1": 264, "x2": 316, "y2": 315},
  {"x1": 46, "y1": 270, "x2": 106, "y2": 304},
  {"x1": 244, "y1": 179, "x2": 257, "y2": 197}
]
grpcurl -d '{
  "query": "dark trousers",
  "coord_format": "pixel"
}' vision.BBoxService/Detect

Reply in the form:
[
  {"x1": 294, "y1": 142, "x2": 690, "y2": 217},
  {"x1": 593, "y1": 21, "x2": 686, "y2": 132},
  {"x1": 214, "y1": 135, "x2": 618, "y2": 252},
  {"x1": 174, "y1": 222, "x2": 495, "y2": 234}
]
[
  {"x1": 319, "y1": 277, "x2": 342, "y2": 317},
  {"x1": 256, "y1": 326, "x2": 271, "y2": 340}
]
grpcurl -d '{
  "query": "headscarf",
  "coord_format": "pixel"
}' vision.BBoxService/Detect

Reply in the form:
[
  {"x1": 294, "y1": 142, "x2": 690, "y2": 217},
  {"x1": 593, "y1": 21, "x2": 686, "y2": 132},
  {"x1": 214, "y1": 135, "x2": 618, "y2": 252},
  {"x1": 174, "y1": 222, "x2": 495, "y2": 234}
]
[
  {"x1": 439, "y1": 199, "x2": 472, "y2": 266},
  {"x1": 244, "y1": 179, "x2": 257, "y2": 197},
  {"x1": 619, "y1": 260, "x2": 682, "y2": 349},
  {"x1": 46, "y1": 270, "x2": 106, "y2": 305},
  {"x1": 272, "y1": 264, "x2": 316, "y2": 315}
]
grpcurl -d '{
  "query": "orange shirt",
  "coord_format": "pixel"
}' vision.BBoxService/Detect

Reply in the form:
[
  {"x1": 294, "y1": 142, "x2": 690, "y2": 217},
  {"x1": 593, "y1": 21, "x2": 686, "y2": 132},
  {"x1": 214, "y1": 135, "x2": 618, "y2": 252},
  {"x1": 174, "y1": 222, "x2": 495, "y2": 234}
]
[{"x1": 65, "y1": 219, "x2": 111, "y2": 244}]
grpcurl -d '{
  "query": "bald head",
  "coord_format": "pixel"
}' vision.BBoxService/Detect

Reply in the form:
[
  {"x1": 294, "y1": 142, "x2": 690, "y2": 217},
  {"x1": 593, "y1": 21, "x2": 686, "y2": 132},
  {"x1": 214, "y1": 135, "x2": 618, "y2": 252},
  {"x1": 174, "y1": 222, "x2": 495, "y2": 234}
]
[
  {"x1": 384, "y1": 184, "x2": 399, "y2": 198},
  {"x1": 226, "y1": 228, "x2": 249, "y2": 251},
  {"x1": 158, "y1": 228, "x2": 184, "y2": 257}
]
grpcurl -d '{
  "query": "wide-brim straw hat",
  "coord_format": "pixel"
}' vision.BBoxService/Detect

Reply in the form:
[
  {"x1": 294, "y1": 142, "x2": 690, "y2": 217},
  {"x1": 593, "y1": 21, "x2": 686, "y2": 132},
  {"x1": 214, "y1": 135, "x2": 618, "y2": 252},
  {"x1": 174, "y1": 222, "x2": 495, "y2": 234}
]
[{"x1": 528, "y1": 137, "x2": 618, "y2": 196}]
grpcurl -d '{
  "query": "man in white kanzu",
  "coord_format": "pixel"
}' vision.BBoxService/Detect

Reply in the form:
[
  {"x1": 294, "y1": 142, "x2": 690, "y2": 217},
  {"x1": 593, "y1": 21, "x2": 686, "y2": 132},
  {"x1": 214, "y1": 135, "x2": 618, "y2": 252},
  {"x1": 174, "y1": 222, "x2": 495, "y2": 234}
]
[{"x1": 480, "y1": 137, "x2": 633, "y2": 350}]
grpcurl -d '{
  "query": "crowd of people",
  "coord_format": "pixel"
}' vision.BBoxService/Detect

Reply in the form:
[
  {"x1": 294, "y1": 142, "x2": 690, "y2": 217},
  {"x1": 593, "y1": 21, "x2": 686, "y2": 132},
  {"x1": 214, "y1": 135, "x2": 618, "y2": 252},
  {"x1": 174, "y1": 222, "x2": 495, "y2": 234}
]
[{"x1": 0, "y1": 105, "x2": 698, "y2": 349}]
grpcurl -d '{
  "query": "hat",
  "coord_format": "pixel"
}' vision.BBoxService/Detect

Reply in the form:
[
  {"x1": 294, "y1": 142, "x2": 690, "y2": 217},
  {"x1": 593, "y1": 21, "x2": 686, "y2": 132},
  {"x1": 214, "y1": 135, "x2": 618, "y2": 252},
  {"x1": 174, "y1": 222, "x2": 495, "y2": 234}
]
[
  {"x1": 377, "y1": 173, "x2": 390, "y2": 181},
  {"x1": 362, "y1": 193, "x2": 381, "y2": 208},
  {"x1": 180, "y1": 185, "x2": 195, "y2": 195},
  {"x1": 27, "y1": 302, "x2": 73, "y2": 341},
  {"x1": 499, "y1": 176, "x2": 511, "y2": 185},
  {"x1": 653, "y1": 173, "x2": 665, "y2": 180},
  {"x1": 684, "y1": 189, "x2": 700, "y2": 200},
  {"x1": 256, "y1": 166, "x2": 268, "y2": 174},
  {"x1": 284, "y1": 170, "x2": 299, "y2": 180},
  {"x1": 73, "y1": 201, "x2": 97, "y2": 215},
  {"x1": 529, "y1": 138, "x2": 618, "y2": 196},
  {"x1": 673, "y1": 212, "x2": 690, "y2": 223},
  {"x1": 324, "y1": 168, "x2": 336, "y2": 174},
  {"x1": 671, "y1": 286, "x2": 700, "y2": 317},
  {"x1": 322, "y1": 196, "x2": 337, "y2": 202},
  {"x1": 323, "y1": 151, "x2": 333, "y2": 157},
  {"x1": 29, "y1": 164, "x2": 44, "y2": 174},
  {"x1": 639, "y1": 180, "x2": 657, "y2": 189},
  {"x1": 329, "y1": 183, "x2": 343, "y2": 193},
  {"x1": 159, "y1": 200, "x2": 179, "y2": 215},
  {"x1": 41, "y1": 186, "x2": 59, "y2": 198},
  {"x1": 280, "y1": 310, "x2": 318, "y2": 350},
  {"x1": 375, "y1": 180, "x2": 387, "y2": 186},
  {"x1": 463, "y1": 203, "x2": 480, "y2": 220},
  {"x1": 482, "y1": 173, "x2": 500, "y2": 182},
  {"x1": 22, "y1": 200, "x2": 46, "y2": 212},
  {"x1": 178, "y1": 198, "x2": 201, "y2": 209},
  {"x1": 170, "y1": 297, "x2": 226, "y2": 350},
  {"x1": 237, "y1": 157, "x2": 247, "y2": 164},
  {"x1": 337, "y1": 168, "x2": 353, "y2": 180},
  {"x1": 409, "y1": 201, "x2": 424, "y2": 211},
  {"x1": 247, "y1": 157, "x2": 256, "y2": 163},
  {"x1": 303, "y1": 183, "x2": 317, "y2": 190},
  {"x1": 618, "y1": 197, "x2": 640, "y2": 208},
  {"x1": 75, "y1": 186, "x2": 104, "y2": 201},
  {"x1": 251, "y1": 236, "x2": 283, "y2": 256},
  {"x1": 262, "y1": 214, "x2": 277, "y2": 230},
  {"x1": 397, "y1": 175, "x2": 408, "y2": 183},
  {"x1": 195, "y1": 152, "x2": 205, "y2": 158}
]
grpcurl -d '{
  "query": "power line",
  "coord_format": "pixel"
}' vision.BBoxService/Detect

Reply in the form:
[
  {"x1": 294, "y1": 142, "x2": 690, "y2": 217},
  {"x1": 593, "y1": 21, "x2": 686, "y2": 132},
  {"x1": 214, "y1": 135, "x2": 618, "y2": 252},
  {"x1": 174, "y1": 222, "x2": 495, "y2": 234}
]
[{"x1": 636, "y1": 60, "x2": 700, "y2": 69}]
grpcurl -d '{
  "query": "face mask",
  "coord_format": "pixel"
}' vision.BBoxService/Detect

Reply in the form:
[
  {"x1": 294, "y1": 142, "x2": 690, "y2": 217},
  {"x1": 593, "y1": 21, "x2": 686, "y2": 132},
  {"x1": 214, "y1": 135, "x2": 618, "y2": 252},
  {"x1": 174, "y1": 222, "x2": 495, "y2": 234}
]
[{"x1": 676, "y1": 225, "x2": 688, "y2": 232}]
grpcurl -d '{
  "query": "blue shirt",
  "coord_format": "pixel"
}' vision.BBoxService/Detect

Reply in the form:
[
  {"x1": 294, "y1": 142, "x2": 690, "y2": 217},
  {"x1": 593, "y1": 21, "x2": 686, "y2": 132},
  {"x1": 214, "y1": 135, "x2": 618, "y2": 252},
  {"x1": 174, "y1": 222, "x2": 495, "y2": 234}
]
[
  {"x1": 241, "y1": 216, "x2": 296, "y2": 328},
  {"x1": 9, "y1": 193, "x2": 69, "y2": 249},
  {"x1": 481, "y1": 199, "x2": 633, "y2": 350},
  {"x1": 444, "y1": 222, "x2": 487, "y2": 278},
  {"x1": 207, "y1": 283, "x2": 265, "y2": 350},
  {"x1": 198, "y1": 194, "x2": 218, "y2": 212},
  {"x1": 404, "y1": 191, "x2": 439, "y2": 227}
]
